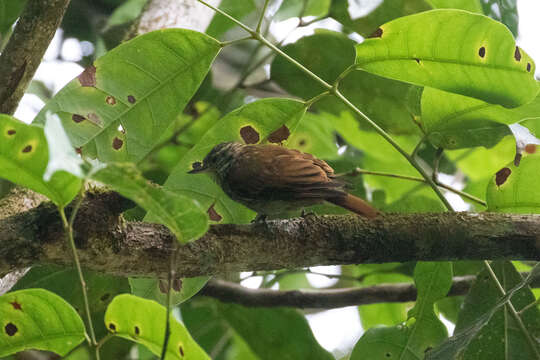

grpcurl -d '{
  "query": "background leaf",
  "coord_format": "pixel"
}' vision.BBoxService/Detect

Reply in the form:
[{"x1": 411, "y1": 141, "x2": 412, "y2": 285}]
[{"x1": 34, "y1": 29, "x2": 221, "y2": 163}]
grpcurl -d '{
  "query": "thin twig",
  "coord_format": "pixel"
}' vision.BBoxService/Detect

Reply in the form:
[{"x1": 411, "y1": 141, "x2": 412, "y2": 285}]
[
  {"x1": 256, "y1": 0, "x2": 271, "y2": 33},
  {"x1": 58, "y1": 184, "x2": 99, "y2": 357},
  {"x1": 350, "y1": 168, "x2": 486, "y2": 206}
]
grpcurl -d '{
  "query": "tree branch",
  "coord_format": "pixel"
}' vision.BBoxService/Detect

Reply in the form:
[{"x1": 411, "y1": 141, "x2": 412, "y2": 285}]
[
  {"x1": 199, "y1": 274, "x2": 540, "y2": 309},
  {"x1": 1, "y1": 190, "x2": 539, "y2": 278},
  {"x1": 0, "y1": 0, "x2": 71, "y2": 114}
]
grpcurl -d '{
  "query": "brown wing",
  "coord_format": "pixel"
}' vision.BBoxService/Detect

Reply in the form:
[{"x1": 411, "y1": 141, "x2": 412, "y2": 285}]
[{"x1": 225, "y1": 144, "x2": 344, "y2": 201}]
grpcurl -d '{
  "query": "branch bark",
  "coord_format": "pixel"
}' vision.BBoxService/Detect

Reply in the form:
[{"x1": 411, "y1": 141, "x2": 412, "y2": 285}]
[
  {"x1": 1, "y1": 190, "x2": 539, "y2": 278},
  {"x1": 200, "y1": 274, "x2": 540, "y2": 309},
  {"x1": 0, "y1": 0, "x2": 71, "y2": 114}
]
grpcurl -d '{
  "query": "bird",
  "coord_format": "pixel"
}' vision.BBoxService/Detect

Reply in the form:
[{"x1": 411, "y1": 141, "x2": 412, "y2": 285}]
[{"x1": 188, "y1": 142, "x2": 379, "y2": 219}]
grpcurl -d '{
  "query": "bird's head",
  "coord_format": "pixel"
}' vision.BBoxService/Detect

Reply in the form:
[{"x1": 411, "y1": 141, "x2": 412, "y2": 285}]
[{"x1": 188, "y1": 142, "x2": 242, "y2": 175}]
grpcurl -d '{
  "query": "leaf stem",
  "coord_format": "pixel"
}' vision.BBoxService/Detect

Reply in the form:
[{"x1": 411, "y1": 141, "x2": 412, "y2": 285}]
[
  {"x1": 305, "y1": 91, "x2": 330, "y2": 108},
  {"x1": 58, "y1": 184, "x2": 99, "y2": 357},
  {"x1": 351, "y1": 168, "x2": 486, "y2": 206},
  {"x1": 220, "y1": 36, "x2": 253, "y2": 47},
  {"x1": 482, "y1": 261, "x2": 540, "y2": 359},
  {"x1": 256, "y1": 0, "x2": 271, "y2": 33},
  {"x1": 160, "y1": 242, "x2": 180, "y2": 360}
]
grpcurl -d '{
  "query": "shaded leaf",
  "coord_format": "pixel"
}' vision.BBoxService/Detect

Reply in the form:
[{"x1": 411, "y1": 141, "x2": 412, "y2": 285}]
[
  {"x1": 35, "y1": 29, "x2": 221, "y2": 162},
  {"x1": 93, "y1": 162, "x2": 208, "y2": 243},
  {"x1": 206, "y1": 0, "x2": 256, "y2": 39},
  {"x1": 275, "y1": 0, "x2": 331, "y2": 20},
  {"x1": 129, "y1": 276, "x2": 209, "y2": 306}
]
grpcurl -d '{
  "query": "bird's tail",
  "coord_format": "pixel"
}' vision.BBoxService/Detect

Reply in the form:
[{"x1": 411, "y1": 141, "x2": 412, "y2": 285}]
[{"x1": 328, "y1": 193, "x2": 380, "y2": 218}]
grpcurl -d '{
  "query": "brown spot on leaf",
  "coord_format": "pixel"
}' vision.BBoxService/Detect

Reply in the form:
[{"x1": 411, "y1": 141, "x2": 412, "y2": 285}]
[
  {"x1": 106, "y1": 96, "x2": 116, "y2": 105},
  {"x1": 22, "y1": 145, "x2": 32, "y2": 153},
  {"x1": 100, "y1": 293, "x2": 110, "y2": 302},
  {"x1": 173, "y1": 278, "x2": 182, "y2": 292},
  {"x1": 525, "y1": 144, "x2": 537, "y2": 154},
  {"x1": 86, "y1": 113, "x2": 102, "y2": 127},
  {"x1": 75, "y1": 147, "x2": 82, "y2": 155},
  {"x1": 268, "y1": 125, "x2": 290, "y2": 144},
  {"x1": 78, "y1": 65, "x2": 96, "y2": 87},
  {"x1": 370, "y1": 28, "x2": 383, "y2": 38},
  {"x1": 495, "y1": 167, "x2": 511, "y2": 186},
  {"x1": 134, "y1": 326, "x2": 140, "y2": 335},
  {"x1": 5, "y1": 323, "x2": 17, "y2": 336},
  {"x1": 414, "y1": 58, "x2": 421, "y2": 64},
  {"x1": 191, "y1": 161, "x2": 203, "y2": 171},
  {"x1": 158, "y1": 280, "x2": 168, "y2": 294},
  {"x1": 527, "y1": 63, "x2": 531, "y2": 72},
  {"x1": 127, "y1": 95, "x2": 136, "y2": 104},
  {"x1": 298, "y1": 139, "x2": 306, "y2": 146},
  {"x1": 112, "y1": 137, "x2": 123, "y2": 150},
  {"x1": 179, "y1": 345, "x2": 184, "y2": 357},
  {"x1": 478, "y1": 47, "x2": 486, "y2": 58},
  {"x1": 10, "y1": 301, "x2": 22, "y2": 310},
  {"x1": 207, "y1": 203, "x2": 222, "y2": 222},
  {"x1": 108, "y1": 323, "x2": 116, "y2": 332},
  {"x1": 240, "y1": 125, "x2": 260, "y2": 144},
  {"x1": 514, "y1": 153, "x2": 522, "y2": 166},
  {"x1": 385, "y1": 353, "x2": 391, "y2": 358},
  {"x1": 72, "y1": 114, "x2": 85, "y2": 123},
  {"x1": 7, "y1": 129, "x2": 15, "y2": 135},
  {"x1": 514, "y1": 46, "x2": 521, "y2": 61}
]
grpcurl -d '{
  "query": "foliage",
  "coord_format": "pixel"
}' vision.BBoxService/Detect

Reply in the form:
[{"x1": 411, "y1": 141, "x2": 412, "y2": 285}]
[{"x1": 0, "y1": 0, "x2": 539, "y2": 359}]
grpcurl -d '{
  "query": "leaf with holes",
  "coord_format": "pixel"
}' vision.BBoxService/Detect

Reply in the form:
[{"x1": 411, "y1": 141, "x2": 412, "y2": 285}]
[
  {"x1": 355, "y1": 9, "x2": 538, "y2": 108},
  {"x1": 104, "y1": 294, "x2": 210, "y2": 360},
  {"x1": 0, "y1": 114, "x2": 81, "y2": 207},
  {"x1": 421, "y1": 88, "x2": 540, "y2": 149},
  {"x1": 351, "y1": 262, "x2": 452, "y2": 359},
  {"x1": 92, "y1": 162, "x2": 208, "y2": 243},
  {"x1": 34, "y1": 29, "x2": 221, "y2": 162},
  {"x1": 486, "y1": 149, "x2": 540, "y2": 213},
  {"x1": 161, "y1": 98, "x2": 307, "y2": 224},
  {"x1": 0, "y1": 289, "x2": 85, "y2": 357}
]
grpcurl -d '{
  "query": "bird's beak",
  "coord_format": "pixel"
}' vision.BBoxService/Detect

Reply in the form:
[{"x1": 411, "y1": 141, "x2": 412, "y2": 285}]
[{"x1": 188, "y1": 163, "x2": 208, "y2": 174}]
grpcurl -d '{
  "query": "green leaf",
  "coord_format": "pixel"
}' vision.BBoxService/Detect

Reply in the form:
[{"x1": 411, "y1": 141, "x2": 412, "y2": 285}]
[
  {"x1": 0, "y1": 114, "x2": 81, "y2": 207},
  {"x1": 206, "y1": 0, "x2": 256, "y2": 39},
  {"x1": 421, "y1": 88, "x2": 540, "y2": 149},
  {"x1": 427, "y1": 262, "x2": 540, "y2": 359},
  {"x1": 93, "y1": 162, "x2": 208, "y2": 243},
  {"x1": 9, "y1": 265, "x2": 132, "y2": 360},
  {"x1": 0, "y1": 289, "x2": 86, "y2": 357},
  {"x1": 481, "y1": 0, "x2": 518, "y2": 37},
  {"x1": 35, "y1": 29, "x2": 221, "y2": 162},
  {"x1": 219, "y1": 303, "x2": 334, "y2": 360},
  {"x1": 426, "y1": 0, "x2": 482, "y2": 12},
  {"x1": 106, "y1": 0, "x2": 148, "y2": 29},
  {"x1": 330, "y1": 0, "x2": 430, "y2": 38},
  {"x1": 486, "y1": 150, "x2": 540, "y2": 213},
  {"x1": 275, "y1": 0, "x2": 331, "y2": 20},
  {"x1": 129, "y1": 276, "x2": 209, "y2": 306},
  {"x1": 351, "y1": 262, "x2": 452, "y2": 359},
  {"x1": 43, "y1": 112, "x2": 84, "y2": 181},
  {"x1": 355, "y1": 9, "x2": 538, "y2": 108},
  {"x1": 162, "y1": 98, "x2": 307, "y2": 224},
  {"x1": 271, "y1": 30, "x2": 419, "y2": 134},
  {"x1": 0, "y1": 0, "x2": 26, "y2": 33},
  {"x1": 104, "y1": 294, "x2": 210, "y2": 360}
]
